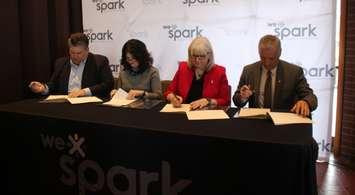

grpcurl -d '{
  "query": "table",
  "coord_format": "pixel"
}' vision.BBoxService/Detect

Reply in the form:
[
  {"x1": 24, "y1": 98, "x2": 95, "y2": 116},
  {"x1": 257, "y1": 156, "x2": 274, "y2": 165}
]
[{"x1": 2, "y1": 99, "x2": 318, "y2": 195}]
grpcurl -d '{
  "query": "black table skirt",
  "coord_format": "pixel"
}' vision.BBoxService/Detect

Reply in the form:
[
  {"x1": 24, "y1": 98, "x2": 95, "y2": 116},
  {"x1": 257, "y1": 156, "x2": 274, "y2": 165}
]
[{"x1": 2, "y1": 99, "x2": 318, "y2": 195}]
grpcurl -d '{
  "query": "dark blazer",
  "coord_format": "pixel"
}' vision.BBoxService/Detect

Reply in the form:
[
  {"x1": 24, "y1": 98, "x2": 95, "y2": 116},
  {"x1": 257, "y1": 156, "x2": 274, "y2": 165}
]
[
  {"x1": 233, "y1": 60, "x2": 317, "y2": 111},
  {"x1": 164, "y1": 61, "x2": 231, "y2": 106},
  {"x1": 47, "y1": 53, "x2": 114, "y2": 98}
]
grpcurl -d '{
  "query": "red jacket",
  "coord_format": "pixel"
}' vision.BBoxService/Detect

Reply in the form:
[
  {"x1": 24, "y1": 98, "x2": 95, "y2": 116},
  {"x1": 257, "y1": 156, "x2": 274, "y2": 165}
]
[{"x1": 164, "y1": 61, "x2": 231, "y2": 106}]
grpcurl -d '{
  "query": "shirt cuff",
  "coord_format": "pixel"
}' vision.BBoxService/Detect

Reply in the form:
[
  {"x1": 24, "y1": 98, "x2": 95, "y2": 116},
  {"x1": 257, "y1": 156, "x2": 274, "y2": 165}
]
[
  {"x1": 241, "y1": 98, "x2": 247, "y2": 104},
  {"x1": 83, "y1": 88, "x2": 92, "y2": 96},
  {"x1": 41, "y1": 84, "x2": 49, "y2": 95},
  {"x1": 239, "y1": 94, "x2": 248, "y2": 104}
]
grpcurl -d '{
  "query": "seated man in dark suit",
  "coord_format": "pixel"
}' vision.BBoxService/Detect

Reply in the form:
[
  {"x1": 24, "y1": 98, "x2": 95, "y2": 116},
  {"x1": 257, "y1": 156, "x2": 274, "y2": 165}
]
[
  {"x1": 29, "y1": 32, "x2": 114, "y2": 98},
  {"x1": 233, "y1": 34, "x2": 317, "y2": 117}
]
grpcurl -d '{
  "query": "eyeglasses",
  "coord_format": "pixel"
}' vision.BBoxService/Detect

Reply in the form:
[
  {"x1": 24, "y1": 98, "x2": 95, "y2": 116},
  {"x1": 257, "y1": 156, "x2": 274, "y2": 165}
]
[{"x1": 192, "y1": 54, "x2": 208, "y2": 60}]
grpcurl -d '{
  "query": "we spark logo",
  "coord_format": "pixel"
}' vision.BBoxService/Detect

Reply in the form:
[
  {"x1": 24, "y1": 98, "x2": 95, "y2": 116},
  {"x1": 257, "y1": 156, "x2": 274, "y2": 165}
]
[
  {"x1": 301, "y1": 64, "x2": 336, "y2": 78},
  {"x1": 60, "y1": 158, "x2": 192, "y2": 195},
  {"x1": 92, "y1": 0, "x2": 125, "y2": 13},
  {"x1": 40, "y1": 133, "x2": 192, "y2": 195},
  {"x1": 268, "y1": 22, "x2": 318, "y2": 40},
  {"x1": 163, "y1": 25, "x2": 203, "y2": 41},
  {"x1": 84, "y1": 29, "x2": 114, "y2": 42},
  {"x1": 182, "y1": 0, "x2": 220, "y2": 7},
  {"x1": 318, "y1": 139, "x2": 331, "y2": 152},
  {"x1": 41, "y1": 133, "x2": 86, "y2": 158}
]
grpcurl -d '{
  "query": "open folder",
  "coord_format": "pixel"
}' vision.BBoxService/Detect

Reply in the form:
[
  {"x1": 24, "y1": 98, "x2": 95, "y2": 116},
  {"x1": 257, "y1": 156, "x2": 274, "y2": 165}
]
[
  {"x1": 66, "y1": 96, "x2": 103, "y2": 104},
  {"x1": 160, "y1": 104, "x2": 191, "y2": 113},
  {"x1": 267, "y1": 112, "x2": 313, "y2": 125},
  {"x1": 160, "y1": 104, "x2": 229, "y2": 120},
  {"x1": 40, "y1": 95, "x2": 102, "y2": 104},
  {"x1": 235, "y1": 108, "x2": 313, "y2": 125},
  {"x1": 186, "y1": 110, "x2": 230, "y2": 120},
  {"x1": 235, "y1": 108, "x2": 270, "y2": 119},
  {"x1": 39, "y1": 95, "x2": 68, "y2": 103},
  {"x1": 103, "y1": 99, "x2": 136, "y2": 107}
]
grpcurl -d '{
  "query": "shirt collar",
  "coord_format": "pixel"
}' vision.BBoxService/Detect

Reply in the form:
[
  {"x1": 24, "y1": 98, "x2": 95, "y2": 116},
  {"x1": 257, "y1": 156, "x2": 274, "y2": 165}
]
[
  {"x1": 70, "y1": 58, "x2": 87, "y2": 68},
  {"x1": 261, "y1": 64, "x2": 277, "y2": 76}
]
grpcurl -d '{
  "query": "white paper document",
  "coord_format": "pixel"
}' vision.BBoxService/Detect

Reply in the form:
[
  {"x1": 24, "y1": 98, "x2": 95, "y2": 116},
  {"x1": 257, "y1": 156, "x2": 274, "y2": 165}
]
[
  {"x1": 114, "y1": 88, "x2": 129, "y2": 99},
  {"x1": 103, "y1": 99, "x2": 136, "y2": 107},
  {"x1": 235, "y1": 108, "x2": 270, "y2": 119},
  {"x1": 160, "y1": 104, "x2": 191, "y2": 113},
  {"x1": 267, "y1": 112, "x2": 313, "y2": 125},
  {"x1": 186, "y1": 110, "x2": 230, "y2": 120},
  {"x1": 44, "y1": 95, "x2": 68, "y2": 100},
  {"x1": 103, "y1": 88, "x2": 136, "y2": 107},
  {"x1": 67, "y1": 96, "x2": 103, "y2": 104}
]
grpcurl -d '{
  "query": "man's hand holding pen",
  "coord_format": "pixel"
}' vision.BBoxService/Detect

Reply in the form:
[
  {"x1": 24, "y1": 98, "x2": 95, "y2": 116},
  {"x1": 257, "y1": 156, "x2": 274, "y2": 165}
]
[{"x1": 239, "y1": 85, "x2": 253, "y2": 101}]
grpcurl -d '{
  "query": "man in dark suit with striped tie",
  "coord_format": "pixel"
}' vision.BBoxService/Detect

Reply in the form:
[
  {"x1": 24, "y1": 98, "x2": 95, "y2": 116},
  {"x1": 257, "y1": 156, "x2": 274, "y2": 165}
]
[{"x1": 233, "y1": 34, "x2": 317, "y2": 117}]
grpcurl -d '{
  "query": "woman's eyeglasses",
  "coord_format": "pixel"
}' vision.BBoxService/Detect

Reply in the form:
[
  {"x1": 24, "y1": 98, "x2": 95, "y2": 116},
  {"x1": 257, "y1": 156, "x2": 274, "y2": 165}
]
[{"x1": 192, "y1": 54, "x2": 207, "y2": 60}]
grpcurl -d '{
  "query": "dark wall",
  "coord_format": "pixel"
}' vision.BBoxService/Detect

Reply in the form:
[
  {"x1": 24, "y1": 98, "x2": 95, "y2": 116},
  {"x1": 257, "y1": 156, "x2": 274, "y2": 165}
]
[
  {"x1": 0, "y1": 1, "x2": 23, "y2": 103},
  {"x1": 340, "y1": 0, "x2": 355, "y2": 166},
  {"x1": 0, "y1": 0, "x2": 82, "y2": 104}
]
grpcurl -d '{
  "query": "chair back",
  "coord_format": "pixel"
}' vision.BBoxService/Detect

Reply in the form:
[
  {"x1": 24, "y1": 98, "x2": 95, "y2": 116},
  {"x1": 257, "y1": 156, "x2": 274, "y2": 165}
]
[{"x1": 161, "y1": 80, "x2": 171, "y2": 94}]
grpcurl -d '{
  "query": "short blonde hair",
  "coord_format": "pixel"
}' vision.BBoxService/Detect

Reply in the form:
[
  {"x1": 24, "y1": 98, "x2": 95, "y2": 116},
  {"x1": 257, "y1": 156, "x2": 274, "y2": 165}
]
[{"x1": 187, "y1": 36, "x2": 215, "y2": 71}]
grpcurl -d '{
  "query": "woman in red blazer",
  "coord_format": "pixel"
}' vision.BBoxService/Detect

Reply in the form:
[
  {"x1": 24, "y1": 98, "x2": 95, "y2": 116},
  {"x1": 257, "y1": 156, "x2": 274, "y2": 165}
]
[{"x1": 164, "y1": 36, "x2": 230, "y2": 109}]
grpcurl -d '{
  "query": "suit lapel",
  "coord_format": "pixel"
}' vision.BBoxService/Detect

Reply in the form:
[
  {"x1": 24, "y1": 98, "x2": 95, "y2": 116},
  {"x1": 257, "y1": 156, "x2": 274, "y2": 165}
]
[
  {"x1": 62, "y1": 59, "x2": 71, "y2": 92},
  {"x1": 273, "y1": 61, "x2": 284, "y2": 109},
  {"x1": 252, "y1": 63, "x2": 262, "y2": 108},
  {"x1": 81, "y1": 53, "x2": 93, "y2": 88}
]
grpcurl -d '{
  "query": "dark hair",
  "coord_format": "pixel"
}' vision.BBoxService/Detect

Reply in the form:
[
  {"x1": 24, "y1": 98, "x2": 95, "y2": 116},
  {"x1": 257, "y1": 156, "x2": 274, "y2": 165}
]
[
  {"x1": 68, "y1": 33, "x2": 89, "y2": 48},
  {"x1": 120, "y1": 39, "x2": 153, "y2": 73}
]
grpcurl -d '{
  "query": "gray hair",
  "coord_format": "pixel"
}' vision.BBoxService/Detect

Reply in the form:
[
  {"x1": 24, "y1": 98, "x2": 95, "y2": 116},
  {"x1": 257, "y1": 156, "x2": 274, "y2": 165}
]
[
  {"x1": 187, "y1": 36, "x2": 215, "y2": 71},
  {"x1": 258, "y1": 34, "x2": 282, "y2": 57}
]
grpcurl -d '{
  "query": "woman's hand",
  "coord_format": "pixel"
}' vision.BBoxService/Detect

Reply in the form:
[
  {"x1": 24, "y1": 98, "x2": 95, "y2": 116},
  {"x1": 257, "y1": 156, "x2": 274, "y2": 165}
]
[
  {"x1": 190, "y1": 98, "x2": 209, "y2": 110},
  {"x1": 110, "y1": 89, "x2": 118, "y2": 98},
  {"x1": 167, "y1": 93, "x2": 183, "y2": 108},
  {"x1": 127, "y1": 89, "x2": 144, "y2": 99}
]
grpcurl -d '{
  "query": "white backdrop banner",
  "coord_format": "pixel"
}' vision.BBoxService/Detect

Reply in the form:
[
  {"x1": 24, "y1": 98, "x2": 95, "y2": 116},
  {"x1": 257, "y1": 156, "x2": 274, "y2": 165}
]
[{"x1": 82, "y1": 0, "x2": 336, "y2": 161}]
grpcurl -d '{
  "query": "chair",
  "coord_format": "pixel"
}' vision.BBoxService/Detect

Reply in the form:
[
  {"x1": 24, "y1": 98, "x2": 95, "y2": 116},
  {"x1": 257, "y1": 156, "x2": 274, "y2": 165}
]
[
  {"x1": 113, "y1": 77, "x2": 119, "y2": 89},
  {"x1": 161, "y1": 80, "x2": 171, "y2": 94}
]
